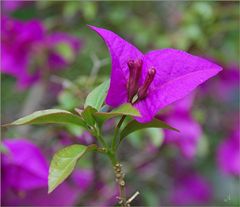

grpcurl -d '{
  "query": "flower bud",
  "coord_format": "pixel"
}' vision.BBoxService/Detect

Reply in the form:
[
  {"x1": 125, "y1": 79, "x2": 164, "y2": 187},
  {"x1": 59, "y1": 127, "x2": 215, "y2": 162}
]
[
  {"x1": 137, "y1": 67, "x2": 156, "y2": 100},
  {"x1": 127, "y1": 59, "x2": 143, "y2": 102}
]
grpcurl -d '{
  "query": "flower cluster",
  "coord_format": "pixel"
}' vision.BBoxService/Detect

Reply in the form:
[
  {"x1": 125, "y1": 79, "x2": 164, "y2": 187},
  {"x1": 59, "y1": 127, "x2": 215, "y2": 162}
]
[
  {"x1": 89, "y1": 25, "x2": 222, "y2": 123},
  {"x1": 1, "y1": 16, "x2": 81, "y2": 89}
]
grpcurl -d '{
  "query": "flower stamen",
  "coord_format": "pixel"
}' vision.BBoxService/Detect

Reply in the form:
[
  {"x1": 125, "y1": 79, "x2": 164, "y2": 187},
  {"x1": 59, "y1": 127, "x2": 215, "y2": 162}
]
[
  {"x1": 137, "y1": 67, "x2": 156, "y2": 101},
  {"x1": 127, "y1": 59, "x2": 156, "y2": 104},
  {"x1": 127, "y1": 59, "x2": 143, "y2": 102}
]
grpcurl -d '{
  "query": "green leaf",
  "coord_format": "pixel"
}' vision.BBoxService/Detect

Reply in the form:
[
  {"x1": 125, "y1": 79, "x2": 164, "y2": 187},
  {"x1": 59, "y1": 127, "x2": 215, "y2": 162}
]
[
  {"x1": 94, "y1": 103, "x2": 141, "y2": 124},
  {"x1": 3, "y1": 109, "x2": 86, "y2": 128},
  {"x1": 84, "y1": 80, "x2": 110, "y2": 111},
  {"x1": 120, "y1": 118, "x2": 179, "y2": 142},
  {"x1": 81, "y1": 106, "x2": 97, "y2": 126},
  {"x1": 48, "y1": 144, "x2": 96, "y2": 193}
]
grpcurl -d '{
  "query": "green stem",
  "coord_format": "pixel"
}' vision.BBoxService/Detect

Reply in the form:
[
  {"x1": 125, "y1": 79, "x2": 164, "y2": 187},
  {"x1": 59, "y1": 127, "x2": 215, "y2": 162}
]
[
  {"x1": 93, "y1": 126, "x2": 108, "y2": 148},
  {"x1": 111, "y1": 115, "x2": 126, "y2": 151},
  {"x1": 98, "y1": 134, "x2": 107, "y2": 148}
]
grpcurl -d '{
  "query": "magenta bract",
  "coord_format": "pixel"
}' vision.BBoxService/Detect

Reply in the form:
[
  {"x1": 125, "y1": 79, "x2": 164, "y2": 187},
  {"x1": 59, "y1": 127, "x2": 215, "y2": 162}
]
[
  {"x1": 1, "y1": 17, "x2": 82, "y2": 89},
  {"x1": 89, "y1": 25, "x2": 222, "y2": 123},
  {"x1": 217, "y1": 129, "x2": 240, "y2": 176},
  {"x1": 1, "y1": 17, "x2": 45, "y2": 89},
  {"x1": 1, "y1": 138, "x2": 93, "y2": 206},
  {"x1": 163, "y1": 111, "x2": 202, "y2": 159},
  {"x1": 2, "y1": 139, "x2": 49, "y2": 191},
  {"x1": 161, "y1": 93, "x2": 202, "y2": 159},
  {"x1": 169, "y1": 172, "x2": 211, "y2": 205}
]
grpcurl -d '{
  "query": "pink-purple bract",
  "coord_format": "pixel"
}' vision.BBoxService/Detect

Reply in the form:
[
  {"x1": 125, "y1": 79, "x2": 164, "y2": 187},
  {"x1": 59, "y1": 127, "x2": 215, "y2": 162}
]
[
  {"x1": 46, "y1": 32, "x2": 82, "y2": 70},
  {"x1": 162, "y1": 93, "x2": 202, "y2": 159},
  {"x1": 89, "y1": 25, "x2": 222, "y2": 123},
  {"x1": 1, "y1": 0, "x2": 29, "y2": 13},
  {"x1": 217, "y1": 129, "x2": 240, "y2": 176},
  {"x1": 71, "y1": 169, "x2": 94, "y2": 192},
  {"x1": 1, "y1": 17, "x2": 45, "y2": 89},
  {"x1": 1, "y1": 138, "x2": 93, "y2": 206},
  {"x1": 169, "y1": 172, "x2": 211, "y2": 205},
  {"x1": 2, "y1": 139, "x2": 49, "y2": 192},
  {"x1": 200, "y1": 64, "x2": 239, "y2": 104},
  {"x1": 59, "y1": 131, "x2": 94, "y2": 146},
  {"x1": 1, "y1": 16, "x2": 82, "y2": 90}
]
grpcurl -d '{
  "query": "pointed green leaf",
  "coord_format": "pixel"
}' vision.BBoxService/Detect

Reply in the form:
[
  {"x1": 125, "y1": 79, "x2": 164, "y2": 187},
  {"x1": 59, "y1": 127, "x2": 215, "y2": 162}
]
[
  {"x1": 120, "y1": 118, "x2": 179, "y2": 142},
  {"x1": 48, "y1": 144, "x2": 96, "y2": 193},
  {"x1": 3, "y1": 109, "x2": 87, "y2": 128},
  {"x1": 94, "y1": 103, "x2": 141, "y2": 124},
  {"x1": 84, "y1": 79, "x2": 110, "y2": 111}
]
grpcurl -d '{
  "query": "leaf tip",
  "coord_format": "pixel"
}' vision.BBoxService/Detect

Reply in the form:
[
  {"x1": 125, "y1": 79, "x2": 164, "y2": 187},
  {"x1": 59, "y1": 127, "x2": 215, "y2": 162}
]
[
  {"x1": 48, "y1": 188, "x2": 53, "y2": 194},
  {"x1": 48, "y1": 181, "x2": 56, "y2": 194}
]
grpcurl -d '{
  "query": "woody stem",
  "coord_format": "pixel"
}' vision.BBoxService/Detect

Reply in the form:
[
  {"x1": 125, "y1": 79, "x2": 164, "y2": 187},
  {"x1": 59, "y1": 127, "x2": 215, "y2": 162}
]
[
  {"x1": 114, "y1": 163, "x2": 128, "y2": 207},
  {"x1": 107, "y1": 152, "x2": 128, "y2": 207}
]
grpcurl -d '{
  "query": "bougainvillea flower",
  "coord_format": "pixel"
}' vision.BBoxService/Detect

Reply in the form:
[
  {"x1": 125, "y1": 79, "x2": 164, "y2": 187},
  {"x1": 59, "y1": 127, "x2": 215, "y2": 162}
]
[
  {"x1": 215, "y1": 65, "x2": 239, "y2": 103},
  {"x1": 161, "y1": 93, "x2": 202, "y2": 159},
  {"x1": 1, "y1": 17, "x2": 82, "y2": 89},
  {"x1": 169, "y1": 172, "x2": 211, "y2": 205},
  {"x1": 59, "y1": 131, "x2": 94, "y2": 146},
  {"x1": 47, "y1": 32, "x2": 82, "y2": 69},
  {"x1": 163, "y1": 111, "x2": 202, "y2": 159},
  {"x1": 2, "y1": 139, "x2": 48, "y2": 191},
  {"x1": 90, "y1": 185, "x2": 118, "y2": 206},
  {"x1": 200, "y1": 64, "x2": 239, "y2": 104},
  {"x1": 89, "y1": 25, "x2": 222, "y2": 123},
  {"x1": 2, "y1": 183, "x2": 80, "y2": 206},
  {"x1": 2, "y1": 0, "x2": 30, "y2": 13},
  {"x1": 1, "y1": 138, "x2": 93, "y2": 206},
  {"x1": 71, "y1": 169, "x2": 94, "y2": 192},
  {"x1": 1, "y1": 17, "x2": 45, "y2": 89},
  {"x1": 217, "y1": 129, "x2": 240, "y2": 176}
]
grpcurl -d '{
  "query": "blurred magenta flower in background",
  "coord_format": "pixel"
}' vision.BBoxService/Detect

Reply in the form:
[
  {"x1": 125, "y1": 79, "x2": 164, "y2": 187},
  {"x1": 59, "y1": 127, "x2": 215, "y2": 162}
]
[
  {"x1": 217, "y1": 129, "x2": 240, "y2": 176},
  {"x1": 46, "y1": 32, "x2": 82, "y2": 70},
  {"x1": 162, "y1": 94, "x2": 202, "y2": 159},
  {"x1": 71, "y1": 169, "x2": 94, "y2": 193},
  {"x1": 90, "y1": 185, "x2": 118, "y2": 207},
  {"x1": 1, "y1": 16, "x2": 81, "y2": 90},
  {"x1": 2, "y1": 139, "x2": 48, "y2": 193},
  {"x1": 1, "y1": 0, "x2": 29, "y2": 13},
  {"x1": 59, "y1": 131, "x2": 94, "y2": 146},
  {"x1": 89, "y1": 25, "x2": 222, "y2": 123},
  {"x1": 163, "y1": 112, "x2": 202, "y2": 159},
  {"x1": 1, "y1": 16, "x2": 45, "y2": 89},
  {"x1": 200, "y1": 63, "x2": 239, "y2": 104},
  {"x1": 215, "y1": 65, "x2": 239, "y2": 103},
  {"x1": 1, "y1": 2, "x2": 239, "y2": 206},
  {"x1": 169, "y1": 171, "x2": 211, "y2": 205},
  {"x1": 1, "y1": 139, "x2": 93, "y2": 206}
]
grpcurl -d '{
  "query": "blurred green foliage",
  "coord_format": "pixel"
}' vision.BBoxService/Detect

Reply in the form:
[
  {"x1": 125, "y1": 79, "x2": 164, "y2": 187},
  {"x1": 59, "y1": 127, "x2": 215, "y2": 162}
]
[{"x1": 2, "y1": 1, "x2": 239, "y2": 206}]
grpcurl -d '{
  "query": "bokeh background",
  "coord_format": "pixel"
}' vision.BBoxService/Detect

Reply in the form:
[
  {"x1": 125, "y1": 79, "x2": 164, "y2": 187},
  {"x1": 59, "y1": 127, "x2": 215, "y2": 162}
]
[{"x1": 1, "y1": 1, "x2": 239, "y2": 206}]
